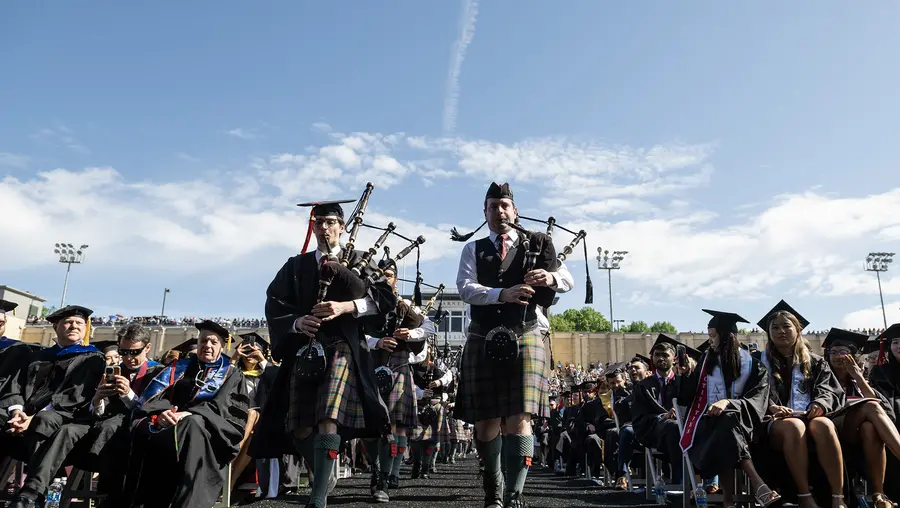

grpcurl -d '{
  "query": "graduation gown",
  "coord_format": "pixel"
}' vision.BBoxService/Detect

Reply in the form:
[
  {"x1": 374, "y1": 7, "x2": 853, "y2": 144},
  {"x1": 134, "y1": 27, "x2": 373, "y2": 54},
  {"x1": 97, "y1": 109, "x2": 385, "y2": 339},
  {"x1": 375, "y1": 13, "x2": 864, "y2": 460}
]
[
  {"x1": 870, "y1": 359, "x2": 900, "y2": 500},
  {"x1": 0, "y1": 338, "x2": 33, "y2": 427},
  {"x1": 0, "y1": 343, "x2": 104, "y2": 460},
  {"x1": 120, "y1": 356, "x2": 249, "y2": 508},
  {"x1": 631, "y1": 372, "x2": 680, "y2": 447},
  {"x1": 252, "y1": 247, "x2": 396, "y2": 458},
  {"x1": 678, "y1": 348, "x2": 769, "y2": 478}
]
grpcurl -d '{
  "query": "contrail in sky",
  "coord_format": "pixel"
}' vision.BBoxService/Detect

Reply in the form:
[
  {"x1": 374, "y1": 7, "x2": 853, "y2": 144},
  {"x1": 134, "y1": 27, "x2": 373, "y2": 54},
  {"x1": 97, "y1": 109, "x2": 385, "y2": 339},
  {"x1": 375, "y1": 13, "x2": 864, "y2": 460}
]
[{"x1": 442, "y1": 0, "x2": 479, "y2": 134}]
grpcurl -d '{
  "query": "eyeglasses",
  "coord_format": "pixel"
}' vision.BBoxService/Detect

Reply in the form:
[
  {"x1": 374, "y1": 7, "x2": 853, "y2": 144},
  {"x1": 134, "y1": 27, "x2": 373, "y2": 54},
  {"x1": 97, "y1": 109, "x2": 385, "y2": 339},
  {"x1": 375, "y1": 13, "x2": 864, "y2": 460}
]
[
  {"x1": 314, "y1": 219, "x2": 341, "y2": 228},
  {"x1": 118, "y1": 347, "x2": 146, "y2": 356}
]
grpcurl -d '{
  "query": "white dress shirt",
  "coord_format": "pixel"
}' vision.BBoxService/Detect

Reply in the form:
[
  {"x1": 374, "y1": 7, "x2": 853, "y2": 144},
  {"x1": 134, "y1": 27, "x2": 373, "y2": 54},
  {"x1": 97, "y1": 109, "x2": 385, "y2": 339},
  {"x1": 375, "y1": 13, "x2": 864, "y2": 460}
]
[
  {"x1": 456, "y1": 229, "x2": 575, "y2": 334},
  {"x1": 366, "y1": 310, "x2": 436, "y2": 365}
]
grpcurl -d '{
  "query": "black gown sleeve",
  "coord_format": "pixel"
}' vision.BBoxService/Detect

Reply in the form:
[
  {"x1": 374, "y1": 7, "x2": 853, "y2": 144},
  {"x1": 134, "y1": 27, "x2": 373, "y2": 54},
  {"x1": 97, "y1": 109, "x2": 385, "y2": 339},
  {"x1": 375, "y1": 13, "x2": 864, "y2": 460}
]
[
  {"x1": 48, "y1": 353, "x2": 106, "y2": 419},
  {"x1": 631, "y1": 380, "x2": 666, "y2": 433},
  {"x1": 727, "y1": 359, "x2": 770, "y2": 433},
  {"x1": 0, "y1": 343, "x2": 33, "y2": 411},
  {"x1": 810, "y1": 358, "x2": 846, "y2": 413},
  {"x1": 870, "y1": 365, "x2": 900, "y2": 423},
  {"x1": 184, "y1": 368, "x2": 250, "y2": 461},
  {"x1": 265, "y1": 257, "x2": 304, "y2": 362}
]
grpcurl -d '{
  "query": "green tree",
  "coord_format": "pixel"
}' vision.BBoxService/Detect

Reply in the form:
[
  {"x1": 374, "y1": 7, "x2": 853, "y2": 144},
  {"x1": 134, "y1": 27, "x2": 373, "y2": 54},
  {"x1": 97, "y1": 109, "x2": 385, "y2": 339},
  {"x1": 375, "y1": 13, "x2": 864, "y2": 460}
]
[
  {"x1": 551, "y1": 307, "x2": 611, "y2": 332},
  {"x1": 649, "y1": 321, "x2": 678, "y2": 333},
  {"x1": 41, "y1": 306, "x2": 57, "y2": 319},
  {"x1": 623, "y1": 320, "x2": 650, "y2": 333}
]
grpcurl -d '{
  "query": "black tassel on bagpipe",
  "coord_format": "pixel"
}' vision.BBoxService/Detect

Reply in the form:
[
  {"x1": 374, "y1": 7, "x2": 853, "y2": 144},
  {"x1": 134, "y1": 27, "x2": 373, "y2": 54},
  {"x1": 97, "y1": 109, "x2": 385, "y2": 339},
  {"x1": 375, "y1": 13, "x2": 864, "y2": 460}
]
[
  {"x1": 583, "y1": 239, "x2": 593, "y2": 304},
  {"x1": 450, "y1": 221, "x2": 486, "y2": 242},
  {"x1": 413, "y1": 245, "x2": 423, "y2": 306}
]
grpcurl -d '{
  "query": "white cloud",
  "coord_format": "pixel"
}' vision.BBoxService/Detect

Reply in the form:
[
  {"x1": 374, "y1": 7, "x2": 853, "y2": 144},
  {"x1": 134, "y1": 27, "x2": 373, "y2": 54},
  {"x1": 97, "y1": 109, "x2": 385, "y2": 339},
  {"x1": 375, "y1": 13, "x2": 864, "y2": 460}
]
[
  {"x1": 30, "y1": 124, "x2": 90, "y2": 154},
  {"x1": 176, "y1": 152, "x2": 201, "y2": 163},
  {"x1": 442, "y1": 0, "x2": 479, "y2": 134},
  {"x1": 842, "y1": 301, "x2": 900, "y2": 330},
  {"x1": 0, "y1": 152, "x2": 30, "y2": 169},
  {"x1": 227, "y1": 128, "x2": 261, "y2": 140}
]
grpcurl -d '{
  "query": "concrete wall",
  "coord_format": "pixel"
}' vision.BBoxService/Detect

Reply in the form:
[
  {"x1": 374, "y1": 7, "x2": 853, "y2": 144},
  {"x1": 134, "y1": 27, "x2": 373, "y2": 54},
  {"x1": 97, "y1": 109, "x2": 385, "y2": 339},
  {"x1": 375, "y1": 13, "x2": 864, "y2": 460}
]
[{"x1": 3, "y1": 315, "x2": 26, "y2": 340}]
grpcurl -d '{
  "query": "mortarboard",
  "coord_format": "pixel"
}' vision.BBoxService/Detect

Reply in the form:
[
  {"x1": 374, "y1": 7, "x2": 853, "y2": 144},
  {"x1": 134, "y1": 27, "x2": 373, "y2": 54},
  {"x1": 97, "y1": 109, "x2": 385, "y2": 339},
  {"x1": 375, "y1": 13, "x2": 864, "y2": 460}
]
[
  {"x1": 0, "y1": 299, "x2": 18, "y2": 315},
  {"x1": 877, "y1": 324, "x2": 900, "y2": 342},
  {"x1": 296, "y1": 198, "x2": 357, "y2": 254},
  {"x1": 195, "y1": 319, "x2": 230, "y2": 340},
  {"x1": 861, "y1": 338, "x2": 883, "y2": 355},
  {"x1": 866, "y1": 324, "x2": 900, "y2": 365},
  {"x1": 652, "y1": 334, "x2": 702, "y2": 361},
  {"x1": 561, "y1": 389, "x2": 572, "y2": 396},
  {"x1": 631, "y1": 354, "x2": 651, "y2": 367},
  {"x1": 449, "y1": 182, "x2": 515, "y2": 242},
  {"x1": 46, "y1": 305, "x2": 93, "y2": 325},
  {"x1": 604, "y1": 362, "x2": 627, "y2": 377},
  {"x1": 92, "y1": 340, "x2": 119, "y2": 354},
  {"x1": 580, "y1": 380, "x2": 597, "y2": 391},
  {"x1": 703, "y1": 309, "x2": 750, "y2": 338},
  {"x1": 822, "y1": 328, "x2": 870, "y2": 354},
  {"x1": 173, "y1": 338, "x2": 199, "y2": 355},
  {"x1": 238, "y1": 332, "x2": 270, "y2": 352},
  {"x1": 757, "y1": 300, "x2": 810, "y2": 332}
]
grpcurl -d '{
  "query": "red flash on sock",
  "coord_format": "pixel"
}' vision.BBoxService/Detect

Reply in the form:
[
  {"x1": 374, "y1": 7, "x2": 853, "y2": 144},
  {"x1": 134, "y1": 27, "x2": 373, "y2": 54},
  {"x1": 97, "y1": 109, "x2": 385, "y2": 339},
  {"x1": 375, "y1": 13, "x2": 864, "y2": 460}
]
[
  {"x1": 425, "y1": 447, "x2": 433, "y2": 455},
  {"x1": 398, "y1": 447, "x2": 406, "y2": 455},
  {"x1": 328, "y1": 449, "x2": 339, "y2": 460},
  {"x1": 390, "y1": 444, "x2": 398, "y2": 457},
  {"x1": 524, "y1": 457, "x2": 532, "y2": 467}
]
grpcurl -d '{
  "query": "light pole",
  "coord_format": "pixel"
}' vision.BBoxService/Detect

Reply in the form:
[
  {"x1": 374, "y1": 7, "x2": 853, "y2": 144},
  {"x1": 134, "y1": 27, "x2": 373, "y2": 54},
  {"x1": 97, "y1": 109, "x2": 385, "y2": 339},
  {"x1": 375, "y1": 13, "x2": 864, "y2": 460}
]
[
  {"x1": 161, "y1": 288, "x2": 171, "y2": 318},
  {"x1": 865, "y1": 252, "x2": 895, "y2": 329},
  {"x1": 613, "y1": 319, "x2": 626, "y2": 332},
  {"x1": 597, "y1": 247, "x2": 628, "y2": 333},
  {"x1": 53, "y1": 243, "x2": 88, "y2": 308}
]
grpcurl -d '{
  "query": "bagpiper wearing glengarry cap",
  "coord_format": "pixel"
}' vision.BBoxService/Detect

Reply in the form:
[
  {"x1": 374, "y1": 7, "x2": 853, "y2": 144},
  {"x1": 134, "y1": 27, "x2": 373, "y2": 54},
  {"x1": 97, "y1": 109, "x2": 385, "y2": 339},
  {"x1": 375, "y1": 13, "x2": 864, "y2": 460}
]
[{"x1": 453, "y1": 182, "x2": 570, "y2": 508}]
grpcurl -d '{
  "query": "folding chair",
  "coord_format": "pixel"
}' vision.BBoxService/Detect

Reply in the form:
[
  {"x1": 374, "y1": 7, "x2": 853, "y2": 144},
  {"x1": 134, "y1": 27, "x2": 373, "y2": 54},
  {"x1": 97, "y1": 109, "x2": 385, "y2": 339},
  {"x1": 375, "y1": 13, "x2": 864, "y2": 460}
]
[
  {"x1": 60, "y1": 468, "x2": 105, "y2": 508},
  {"x1": 215, "y1": 464, "x2": 232, "y2": 508},
  {"x1": 0, "y1": 456, "x2": 20, "y2": 502}
]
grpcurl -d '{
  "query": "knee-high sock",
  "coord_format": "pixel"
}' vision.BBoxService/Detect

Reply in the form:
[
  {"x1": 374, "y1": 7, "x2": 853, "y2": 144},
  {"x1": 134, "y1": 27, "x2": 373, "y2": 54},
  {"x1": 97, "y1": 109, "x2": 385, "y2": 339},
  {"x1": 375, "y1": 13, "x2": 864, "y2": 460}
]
[
  {"x1": 293, "y1": 434, "x2": 316, "y2": 474},
  {"x1": 391, "y1": 436, "x2": 408, "y2": 477},
  {"x1": 501, "y1": 434, "x2": 509, "y2": 475},
  {"x1": 413, "y1": 440, "x2": 424, "y2": 464},
  {"x1": 379, "y1": 437, "x2": 396, "y2": 475},
  {"x1": 310, "y1": 434, "x2": 340, "y2": 507},
  {"x1": 423, "y1": 440, "x2": 436, "y2": 470},
  {"x1": 364, "y1": 438, "x2": 380, "y2": 471},
  {"x1": 476, "y1": 435, "x2": 503, "y2": 497},
  {"x1": 504, "y1": 434, "x2": 534, "y2": 495}
]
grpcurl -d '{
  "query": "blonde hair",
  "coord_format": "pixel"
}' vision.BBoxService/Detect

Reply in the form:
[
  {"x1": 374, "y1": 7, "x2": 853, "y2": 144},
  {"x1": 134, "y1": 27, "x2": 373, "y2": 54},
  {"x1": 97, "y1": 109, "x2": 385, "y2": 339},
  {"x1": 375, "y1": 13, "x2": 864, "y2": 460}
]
[{"x1": 765, "y1": 310, "x2": 812, "y2": 386}]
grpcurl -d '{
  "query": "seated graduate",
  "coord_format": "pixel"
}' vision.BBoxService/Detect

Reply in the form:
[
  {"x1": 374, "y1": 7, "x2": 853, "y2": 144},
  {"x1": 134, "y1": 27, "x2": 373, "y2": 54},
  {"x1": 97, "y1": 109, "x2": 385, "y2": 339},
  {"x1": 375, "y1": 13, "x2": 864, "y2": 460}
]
[
  {"x1": 868, "y1": 324, "x2": 900, "y2": 501},
  {"x1": 678, "y1": 309, "x2": 778, "y2": 508},
  {"x1": 0, "y1": 306, "x2": 105, "y2": 462},
  {"x1": 604, "y1": 359, "x2": 646, "y2": 490},
  {"x1": 8, "y1": 323, "x2": 164, "y2": 508},
  {"x1": 822, "y1": 328, "x2": 900, "y2": 508},
  {"x1": 119, "y1": 320, "x2": 250, "y2": 508},
  {"x1": 577, "y1": 379, "x2": 613, "y2": 478},
  {"x1": 631, "y1": 334, "x2": 699, "y2": 484},
  {"x1": 755, "y1": 300, "x2": 846, "y2": 508},
  {"x1": 0, "y1": 300, "x2": 34, "y2": 430}
]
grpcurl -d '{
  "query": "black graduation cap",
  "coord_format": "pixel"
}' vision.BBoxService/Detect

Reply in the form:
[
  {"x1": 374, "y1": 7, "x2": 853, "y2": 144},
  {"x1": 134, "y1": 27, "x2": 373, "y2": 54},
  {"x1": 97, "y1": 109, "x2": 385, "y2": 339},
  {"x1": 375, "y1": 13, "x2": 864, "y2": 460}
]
[
  {"x1": 823, "y1": 328, "x2": 870, "y2": 354},
  {"x1": 46, "y1": 305, "x2": 93, "y2": 324},
  {"x1": 296, "y1": 198, "x2": 357, "y2": 254},
  {"x1": 877, "y1": 324, "x2": 900, "y2": 342},
  {"x1": 449, "y1": 182, "x2": 515, "y2": 242},
  {"x1": 172, "y1": 338, "x2": 199, "y2": 355},
  {"x1": 238, "y1": 332, "x2": 270, "y2": 352},
  {"x1": 92, "y1": 340, "x2": 119, "y2": 354},
  {"x1": 703, "y1": 309, "x2": 750, "y2": 337},
  {"x1": 580, "y1": 380, "x2": 597, "y2": 391},
  {"x1": 194, "y1": 320, "x2": 229, "y2": 340},
  {"x1": 861, "y1": 338, "x2": 883, "y2": 355},
  {"x1": 631, "y1": 354, "x2": 651, "y2": 367},
  {"x1": 549, "y1": 393, "x2": 558, "y2": 400},
  {"x1": 561, "y1": 389, "x2": 572, "y2": 396},
  {"x1": 756, "y1": 300, "x2": 810, "y2": 332},
  {"x1": 0, "y1": 299, "x2": 18, "y2": 315},
  {"x1": 652, "y1": 334, "x2": 702, "y2": 361},
  {"x1": 604, "y1": 362, "x2": 627, "y2": 377}
]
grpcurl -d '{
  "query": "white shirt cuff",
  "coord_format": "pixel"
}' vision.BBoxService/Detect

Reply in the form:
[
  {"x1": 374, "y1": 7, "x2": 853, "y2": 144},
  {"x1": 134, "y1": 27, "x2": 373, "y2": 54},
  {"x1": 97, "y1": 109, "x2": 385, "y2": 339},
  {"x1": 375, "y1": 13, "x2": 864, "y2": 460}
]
[
  {"x1": 353, "y1": 296, "x2": 378, "y2": 317},
  {"x1": 120, "y1": 389, "x2": 138, "y2": 409},
  {"x1": 366, "y1": 335, "x2": 380, "y2": 350},
  {"x1": 91, "y1": 398, "x2": 107, "y2": 416},
  {"x1": 486, "y1": 287, "x2": 503, "y2": 304},
  {"x1": 7, "y1": 405, "x2": 24, "y2": 416}
]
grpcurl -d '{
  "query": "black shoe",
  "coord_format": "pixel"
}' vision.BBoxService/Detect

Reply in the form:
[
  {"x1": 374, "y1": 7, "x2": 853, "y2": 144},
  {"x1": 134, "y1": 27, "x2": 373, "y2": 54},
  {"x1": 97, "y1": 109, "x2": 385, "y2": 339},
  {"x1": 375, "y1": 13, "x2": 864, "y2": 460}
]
[
  {"x1": 304, "y1": 503, "x2": 324, "y2": 508},
  {"x1": 372, "y1": 472, "x2": 389, "y2": 503},
  {"x1": 410, "y1": 461, "x2": 421, "y2": 479},
  {"x1": 10, "y1": 489, "x2": 40, "y2": 508},
  {"x1": 388, "y1": 474, "x2": 400, "y2": 489},
  {"x1": 504, "y1": 491, "x2": 527, "y2": 508},
  {"x1": 482, "y1": 471, "x2": 503, "y2": 508}
]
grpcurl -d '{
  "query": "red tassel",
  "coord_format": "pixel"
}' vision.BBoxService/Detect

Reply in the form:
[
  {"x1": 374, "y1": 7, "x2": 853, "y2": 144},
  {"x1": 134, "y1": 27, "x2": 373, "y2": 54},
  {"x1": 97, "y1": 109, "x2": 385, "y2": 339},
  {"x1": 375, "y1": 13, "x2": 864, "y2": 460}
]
[
  {"x1": 879, "y1": 340, "x2": 889, "y2": 366},
  {"x1": 301, "y1": 210, "x2": 315, "y2": 254},
  {"x1": 328, "y1": 449, "x2": 338, "y2": 460},
  {"x1": 390, "y1": 444, "x2": 398, "y2": 457},
  {"x1": 524, "y1": 456, "x2": 532, "y2": 467}
]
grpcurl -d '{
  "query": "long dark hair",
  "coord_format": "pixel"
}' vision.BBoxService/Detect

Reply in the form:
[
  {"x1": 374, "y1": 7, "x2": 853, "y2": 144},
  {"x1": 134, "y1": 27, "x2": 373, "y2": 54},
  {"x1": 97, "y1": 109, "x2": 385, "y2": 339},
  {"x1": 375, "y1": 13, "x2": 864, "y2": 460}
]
[{"x1": 707, "y1": 331, "x2": 741, "y2": 394}]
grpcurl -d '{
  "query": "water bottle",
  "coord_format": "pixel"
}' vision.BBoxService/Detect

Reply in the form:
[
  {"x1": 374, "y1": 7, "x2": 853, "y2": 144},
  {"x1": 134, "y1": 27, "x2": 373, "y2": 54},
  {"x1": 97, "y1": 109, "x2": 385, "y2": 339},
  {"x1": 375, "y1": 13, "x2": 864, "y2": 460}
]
[
  {"x1": 857, "y1": 486, "x2": 872, "y2": 508},
  {"x1": 695, "y1": 486, "x2": 708, "y2": 508},
  {"x1": 45, "y1": 478, "x2": 63, "y2": 508},
  {"x1": 654, "y1": 477, "x2": 667, "y2": 505}
]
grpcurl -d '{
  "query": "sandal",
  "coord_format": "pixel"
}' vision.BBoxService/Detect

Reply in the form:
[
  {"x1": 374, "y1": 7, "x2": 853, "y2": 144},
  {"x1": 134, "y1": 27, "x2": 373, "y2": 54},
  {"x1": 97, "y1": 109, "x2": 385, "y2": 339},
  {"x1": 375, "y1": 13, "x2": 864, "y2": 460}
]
[
  {"x1": 873, "y1": 493, "x2": 892, "y2": 508},
  {"x1": 755, "y1": 484, "x2": 782, "y2": 508},
  {"x1": 797, "y1": 492, "x2": 820, "y2": 508}
]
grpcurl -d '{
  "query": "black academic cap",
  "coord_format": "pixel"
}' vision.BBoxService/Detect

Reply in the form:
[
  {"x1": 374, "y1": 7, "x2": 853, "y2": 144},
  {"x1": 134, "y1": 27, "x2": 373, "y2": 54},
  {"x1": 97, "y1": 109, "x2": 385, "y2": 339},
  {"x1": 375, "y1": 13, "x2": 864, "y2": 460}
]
[
  {"x1": 631, "y1": 354, "x2": 651, "y2": 367},
  {"x1": 703, "y1": 309, "x2": 750, "y2": 335},
  {"x1": 0, "y1": 299, "x2": 18, "y2": 315},
  {"x1": 195, "y1": 320, "x2": 229, "y2": 340},
  {"x1": 861, "y1": 338, "x2": 883, "y2": 355},
  {"x1": 652, "y1": 334, "x2": 702, "y2": 361},
  {"x1": 756, "y1": 300, "x2": 810, "y2": 332},
  {"x1": 296, "y1": 199, "x2": 355, "y2": 221},
  {"x1": 46, "y1": 305, "x2": 93, "y2": 324},
  {"x1": 561, "y1": 389, "x2": 572, "y2": 396},
  {"x1": 173, "y1": 338, "x2": 199, "y2": 355},
  {"x1": 604, "y1": 362, "x2": 627, "y2": 377},
  {"x1": 92, "y1": 340, "x2": 119, "y2": 354},
  {"x1": 238, "y1": 332, "x2": 270, "y2": 351},
  {"x1": 877, "y1": 324, "x2": 900, "y2": 342},
  {"x1": 822, "y1": 328, "x2": 871, "y2": 353},
  {"x1": 580, "y1": 380, "x2": 597, "y2": 390}
]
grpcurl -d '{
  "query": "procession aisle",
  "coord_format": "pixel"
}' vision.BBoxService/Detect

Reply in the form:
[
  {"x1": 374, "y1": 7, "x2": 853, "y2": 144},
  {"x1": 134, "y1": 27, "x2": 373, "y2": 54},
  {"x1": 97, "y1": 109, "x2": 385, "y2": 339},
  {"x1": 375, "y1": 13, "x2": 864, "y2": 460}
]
[{"x1": 246, "y1": 457, "x2": 659, "y2": 508}]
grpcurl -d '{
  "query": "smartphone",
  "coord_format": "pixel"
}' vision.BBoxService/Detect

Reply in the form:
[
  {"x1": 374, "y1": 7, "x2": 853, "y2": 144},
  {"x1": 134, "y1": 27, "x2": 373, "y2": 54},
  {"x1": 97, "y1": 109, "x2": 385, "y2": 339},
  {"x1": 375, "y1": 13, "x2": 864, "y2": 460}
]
[{"x1": 676, "y1": 345, "x2": 687, "y2": 368}]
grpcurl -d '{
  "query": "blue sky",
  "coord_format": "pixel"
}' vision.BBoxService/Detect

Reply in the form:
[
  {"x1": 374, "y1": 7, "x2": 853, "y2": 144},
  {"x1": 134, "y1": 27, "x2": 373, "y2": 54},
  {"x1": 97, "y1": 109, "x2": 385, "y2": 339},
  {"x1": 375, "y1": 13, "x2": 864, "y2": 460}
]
[{"x1": 2, "y1": 1, "x2": 900, "y2": 332}]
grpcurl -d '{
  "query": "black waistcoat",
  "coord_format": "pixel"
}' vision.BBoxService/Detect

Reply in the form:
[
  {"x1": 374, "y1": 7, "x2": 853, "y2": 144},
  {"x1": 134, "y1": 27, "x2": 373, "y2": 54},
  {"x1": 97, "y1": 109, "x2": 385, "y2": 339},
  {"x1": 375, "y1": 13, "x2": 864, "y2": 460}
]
[
  {"x1": 412, "y1": 363, "x2": 446, "y2": 394},
  {"x1": 470, "y1": 231, "x2": 557, "y2": 330}
]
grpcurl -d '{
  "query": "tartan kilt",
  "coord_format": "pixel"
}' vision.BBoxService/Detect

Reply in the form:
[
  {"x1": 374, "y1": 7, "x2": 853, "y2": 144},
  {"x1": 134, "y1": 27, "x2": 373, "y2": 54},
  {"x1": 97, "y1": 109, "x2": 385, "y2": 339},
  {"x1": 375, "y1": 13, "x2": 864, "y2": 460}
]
[
  {"x1": 455, "y1": 325, "x2": 550, "y2": 423},
  {"x1": 438, "y1": 411, "x2": 452, "y2": 442},
  {"x1": 385, "y1": 351, "x2": 418, "y2": 428},
  {"x1": 452, "y1": 419, "x2": 467, "y2": 440},
  {"x1": 288, "y1": 341, "x2": 366, "y2": 430},
  {"x1": 412, "y1": 401, "x2": 444, "y2": 441}
]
